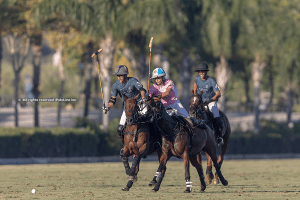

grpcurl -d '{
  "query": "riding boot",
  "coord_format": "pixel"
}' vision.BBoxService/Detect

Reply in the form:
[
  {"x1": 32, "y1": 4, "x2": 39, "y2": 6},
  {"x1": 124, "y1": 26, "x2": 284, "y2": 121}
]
[
  {"x1": 189, "y1": 117, "x2": 207, "y2": 129},
  {"x1": 117, "y1": 125, "x2": 125, "y2": 157},
  {"x1": 214, "y1": 117, "x2": 224, "y2": 146}
]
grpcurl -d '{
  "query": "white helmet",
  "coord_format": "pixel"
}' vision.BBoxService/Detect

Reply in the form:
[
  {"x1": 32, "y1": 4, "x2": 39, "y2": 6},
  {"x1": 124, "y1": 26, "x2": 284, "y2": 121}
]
[{"x1": 151, "y1": 68, "x2": 166, "y2": 79}]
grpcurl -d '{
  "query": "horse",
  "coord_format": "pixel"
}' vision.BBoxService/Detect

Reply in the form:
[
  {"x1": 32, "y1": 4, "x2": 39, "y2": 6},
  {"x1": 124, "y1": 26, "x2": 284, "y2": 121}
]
[
  {"x1": 189, "y1": 90, "x2": 231, "y2": 185},
  {"x1": 121, "y1": 93, "x2": 162, "y2": 191},
  {"x1": 147, "y1": 96, "x2": 228, "y2": 193}
]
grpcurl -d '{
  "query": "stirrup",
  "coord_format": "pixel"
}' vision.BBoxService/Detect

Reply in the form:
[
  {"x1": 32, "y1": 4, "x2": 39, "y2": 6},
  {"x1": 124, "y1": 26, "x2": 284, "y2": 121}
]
[
  {"x1": 119, "y1": 148, "x2": 124, "y2": 158},
  {"x1": 217, "y1": 137, "x2": 224, "y2": 146}
]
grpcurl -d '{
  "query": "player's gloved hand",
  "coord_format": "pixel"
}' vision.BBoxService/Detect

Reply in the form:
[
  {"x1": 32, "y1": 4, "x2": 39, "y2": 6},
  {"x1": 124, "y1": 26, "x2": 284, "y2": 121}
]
[
  {"x1": 102, "y1": 106, "x2": 109, "y2": 114},
  {"x1": 144, "y1": 93, "x2": 150, "y2": 101}
]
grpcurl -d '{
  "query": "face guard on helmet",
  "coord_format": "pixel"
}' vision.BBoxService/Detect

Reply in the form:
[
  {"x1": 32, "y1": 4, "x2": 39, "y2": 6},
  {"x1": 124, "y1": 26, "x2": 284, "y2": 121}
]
[
  {"x1": 151, "y1": 68, "x2": 166, "y2": 79},
  {"x1": 113, "y1": 65, "x2": 129, "y2": 75}
]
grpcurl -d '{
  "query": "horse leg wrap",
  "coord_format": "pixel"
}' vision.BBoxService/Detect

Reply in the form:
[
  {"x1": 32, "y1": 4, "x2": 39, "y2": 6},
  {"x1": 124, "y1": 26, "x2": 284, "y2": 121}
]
[
  {"x1": 156, "y1": 166, "x2": 166, "y2": 182},
  {"x1": 129, "y1": 155, "x2": 141, "y2": 175},
  {"x1": 122, "y1": 157, "x2": 130, "y2": 175},
  {"x1": 155, "y1": 172, "x2": 162, "y2": 182},
  {"x1": 131, "y1": 155, "x2": 141, "y2": 169},
  {"x1": 206, "y1": 168, "x2": 213, "y2": 176},
  {"x1": 126, "y1": 180, "x2": 133, "y2": 189},
  {"x1": 127, "y1": 176, "x2": 135, "y2": 181},
  {"x1": 186, "y1": 180, "x2": 193, "y2": 192}
]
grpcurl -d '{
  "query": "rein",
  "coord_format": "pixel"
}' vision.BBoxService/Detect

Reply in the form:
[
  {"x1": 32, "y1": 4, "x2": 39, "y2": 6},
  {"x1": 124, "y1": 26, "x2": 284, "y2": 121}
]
[
  {"x1": 148, "y1": 100, "x2": 186, "y2": 138},
  {"x1": 190, "y1": 95, "x2": 206, "y2": 118},
  {"x1": 123, "y1": 98, "x2": 155, "y2": 145},
  {"x1": 190, "y1": 104, "x2": 206, "y2": 117}
]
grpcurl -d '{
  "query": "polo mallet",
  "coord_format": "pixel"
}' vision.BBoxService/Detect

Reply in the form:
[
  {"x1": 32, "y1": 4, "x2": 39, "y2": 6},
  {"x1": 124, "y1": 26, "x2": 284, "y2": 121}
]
[
  {"x1": 148, "y1": 37, "x2": 153, "y2": 92},
  {"x1": 91, "y1": 49, "x2": 106, "y2": 113}
]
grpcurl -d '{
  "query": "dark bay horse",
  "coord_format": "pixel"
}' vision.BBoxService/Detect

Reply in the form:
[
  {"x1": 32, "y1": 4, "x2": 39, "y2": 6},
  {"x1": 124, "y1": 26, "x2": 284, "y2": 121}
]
[
  {"x1": 121, "y1": 94, "x2": 162, "y2": 191},
  {"x1": 148, "y1": 96, "x2": 228, "y2": 193},
  {"x1": 189, "y1": 90, "x2": 231, "y2": 185}
]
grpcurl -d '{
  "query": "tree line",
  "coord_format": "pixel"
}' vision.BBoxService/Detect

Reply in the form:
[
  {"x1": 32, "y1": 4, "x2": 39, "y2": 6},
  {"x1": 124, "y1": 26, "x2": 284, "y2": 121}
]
[{"x1": 1, "y1": 0, "x2": 299, "y2": 134}]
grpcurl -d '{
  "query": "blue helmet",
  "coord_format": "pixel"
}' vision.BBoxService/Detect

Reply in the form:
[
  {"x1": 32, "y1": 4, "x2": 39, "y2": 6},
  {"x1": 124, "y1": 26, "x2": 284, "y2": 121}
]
[{"x1": 151, "y1": 68, "x2": 166, "y2": 79}]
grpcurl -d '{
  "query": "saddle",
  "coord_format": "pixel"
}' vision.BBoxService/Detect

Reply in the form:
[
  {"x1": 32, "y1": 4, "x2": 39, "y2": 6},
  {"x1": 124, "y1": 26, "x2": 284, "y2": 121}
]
[
  {"x1": 171, "y1": 115, "x2": 195, "y2": 151},
  {"x1": 165, "y1": 106, "x2": 177, "y2": 116},
  {"x1": 205, "y1": 109, "x2": 220, "y2": 136}
]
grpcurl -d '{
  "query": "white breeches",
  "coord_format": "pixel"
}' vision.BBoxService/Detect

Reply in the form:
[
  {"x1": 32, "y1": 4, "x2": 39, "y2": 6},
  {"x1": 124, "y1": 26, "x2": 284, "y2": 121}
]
[
  {"x1": 206, "y1": 101, "x2": 220, "y2": 118},
  {"x1": 168, "y1": 99, "x2": 190, "y2": 118}
]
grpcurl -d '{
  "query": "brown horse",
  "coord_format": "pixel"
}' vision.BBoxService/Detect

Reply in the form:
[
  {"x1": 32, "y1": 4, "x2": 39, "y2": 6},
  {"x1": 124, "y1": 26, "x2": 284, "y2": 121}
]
[
  {"x1": 121, "y1": 94, "x2": 162, "y2": 191},
  {"x1": 148, "y1": 96, "x2": 228, "y2": 193},
  {"x1": 189, "y1": 90, "x2": 231, "y2": 185}
]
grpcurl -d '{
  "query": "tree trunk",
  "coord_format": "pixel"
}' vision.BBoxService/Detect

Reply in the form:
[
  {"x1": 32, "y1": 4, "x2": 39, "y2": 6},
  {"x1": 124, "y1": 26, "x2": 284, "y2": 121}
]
[
  {"x1": 123, "y1": 47, "x2": 139, "y2": 78},
  {"x1": 5, "y1": 34, "x2": 30, "y2": 127},
  {"x1": 78, "y1": 63, "x2": 84, "y2": 109},
  {"x1": 215, "y1": 55, "x2": 232, "y2": 112},
  {"x1": 251, "y1": 53, "x2": 266, "y2": 134},
  {"x1": 57, "y1": 79, "x2": 65, "y2": 127},
  {"x1": 14, "y1": 70, "x2": 20, "y2": 127},
  {"x1": 179, "y1": 49, "x2": 194, "y2": 110},
  {"x1": 31, "y1": 34, "x2": 43, "y2": 127},
  {"x1": 56, "y1": 44, "x2": 65, "y2": 127},
  {"x1": 83, "y1": 41, "x2": 94, "y2": 119},
  {"x1": 285, "y1": 61, "x2": 295, "y2": 125},
  {"x1": 285, "y1": 80, "x2": 293, "y2": 124},
  {"x1": 153, "y1": 44, "x2": 171, "y2": 79},
  {"x1": 265, "y1": 56, "x2": 274, "y2": 111},
  {"x1": 161, "y1": 56, "x2": 170, "y2": 79},
  {"x1": 0, "y1": 35, "x2": 2, "y2": 89},
  {"x1": 153, "y1": 44, "x2": 163, "y2": 69},
  {"x1": 139, "y1": 52, "x2": 148, "y2": 91},
  {"x1": 99, "y1": 36, "x2": 115, "y2": 131},
  {"x1": 84, "y1": 63, "x2": 92, "y2": 118}
]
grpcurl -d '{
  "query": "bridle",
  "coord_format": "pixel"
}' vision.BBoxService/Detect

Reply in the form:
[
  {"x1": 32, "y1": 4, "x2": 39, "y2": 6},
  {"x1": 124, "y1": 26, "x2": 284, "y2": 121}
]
[
  {"x1": 148, "y1": 99, "x2": 163, "y2": 120},
  {"x1": 125, "y1": 99, "x2": 155, "y2": 126},
  {"x1": 190, "y1": 95, "x2": 206, "y2": 119}
]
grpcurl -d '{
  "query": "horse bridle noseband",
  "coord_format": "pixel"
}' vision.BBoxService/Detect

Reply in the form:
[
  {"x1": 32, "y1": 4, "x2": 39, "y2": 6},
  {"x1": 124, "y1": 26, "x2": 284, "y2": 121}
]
[
  {"x1": 125, "y1": 100, "x2": 155, "y2": 125},
  {"x1": 190, "y1": 96, "x2": 206, "y2": 118}
]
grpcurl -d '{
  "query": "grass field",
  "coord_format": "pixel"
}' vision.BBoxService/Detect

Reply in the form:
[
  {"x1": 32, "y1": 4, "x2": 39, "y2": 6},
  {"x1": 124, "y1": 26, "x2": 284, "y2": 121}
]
[{"x1": 0, "y1": 159, "x2": 299, "y2": 199}]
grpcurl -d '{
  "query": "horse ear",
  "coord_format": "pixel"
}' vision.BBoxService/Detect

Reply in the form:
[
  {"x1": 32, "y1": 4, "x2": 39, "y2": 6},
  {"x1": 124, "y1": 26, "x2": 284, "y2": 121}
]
[
  {"x1": 191, "y1": 89, "x2": 194, "y2": 94},
  {"x1": 123, "y1": 94, "x2": 128, "y2": 100},
  {"x1": 200, "y1": 90, "x2": 204, "y2": 95}
]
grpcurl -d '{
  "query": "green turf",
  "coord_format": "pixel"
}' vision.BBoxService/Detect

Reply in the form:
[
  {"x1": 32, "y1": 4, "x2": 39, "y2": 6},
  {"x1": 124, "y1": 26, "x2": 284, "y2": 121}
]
[{"x1": 0, "y1": 159, "x2": 299, "y2": 199}]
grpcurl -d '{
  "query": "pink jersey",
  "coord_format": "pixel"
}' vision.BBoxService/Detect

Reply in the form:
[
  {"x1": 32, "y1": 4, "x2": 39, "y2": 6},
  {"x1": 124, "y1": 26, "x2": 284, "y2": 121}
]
[{"x1": 149, "y1": 79, "x2": 177, "y2": 107}]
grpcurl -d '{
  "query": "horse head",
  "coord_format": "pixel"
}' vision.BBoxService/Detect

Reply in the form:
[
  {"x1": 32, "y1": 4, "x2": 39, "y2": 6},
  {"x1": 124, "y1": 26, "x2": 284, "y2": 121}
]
[
  {"x1": 189, "y1": 90, "x2": 205, "y2": 119},
  {"x1": 124, "y1": 93, "x2": 140, "y2": 126},
  {"x1": 148, "y1": 96, "x2": 164, "y2": 120}
]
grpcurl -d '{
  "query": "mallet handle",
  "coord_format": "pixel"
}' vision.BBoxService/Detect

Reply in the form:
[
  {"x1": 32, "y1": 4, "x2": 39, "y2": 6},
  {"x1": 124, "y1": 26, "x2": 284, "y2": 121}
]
[
  {"x1": 91, "y1": 49, "x2": 105, "y2": 107},
  {"x1": 148, "y1": 37, "x2": 153, "y2": 92},
  {"x1": 91, "y1": 49, "x2": 103, "y2": 58}
]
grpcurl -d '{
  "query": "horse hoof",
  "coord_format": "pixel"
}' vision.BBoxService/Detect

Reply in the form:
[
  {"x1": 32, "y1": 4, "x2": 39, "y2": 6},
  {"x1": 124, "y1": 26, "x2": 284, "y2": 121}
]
[
  {"x1": 184, "y1": 189, "x2": 191, "y2": 193},
  {"x1": 222, "y1": 180, "x2": 228, "y2": 186},
  {"x1": 151, "y1": 189, "x2": 158, "y2": 193},
  {"x1": 122, "y1": 187, "x2": 130, "y2": 191},
  {"x1": 200, "y1": 189, "x2": 205, "y2": 193},
  {"x1": 148, "y1": 181, "x2": 156, "y2": 186},
  {"x1": 133, "y1": 176, "x2": 138, "y2": 182},
  {"x1": 214, "y1": 178, "x2": 219, "y2": 185}
]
